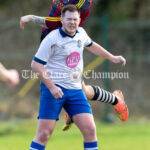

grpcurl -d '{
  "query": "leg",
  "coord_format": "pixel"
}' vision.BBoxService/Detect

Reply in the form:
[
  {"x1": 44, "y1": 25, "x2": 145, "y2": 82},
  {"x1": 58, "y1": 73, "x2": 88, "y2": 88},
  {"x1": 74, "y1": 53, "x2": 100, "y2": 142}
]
[
  {"x1": 73, "y1": 113, "x2": 97, "y2": 142},
  {"x1": 82, "y1": 81, "x2": 128, "y2": 121},
  {"x1": 30, "y1": 83, "x2": 66, "y2": 149},
  {"x1": 81, "y1": 81, "x2": 95, "y2": 100},
  {"x1": 62, "y1": 81, "x2": 94, "y2": 131},
  {"x1": 30, "y1": 119, "x2": 56, "y2": 150},
  {"x1": 33, "y1": 119, "x2": 56, "y2": 145},
  {"x1": 63, "y1": 89, "x2": 98, "y2": 149},
  {"x1": 73, "y1": 113, "x2": 98, "y2": 150},
  {"x1": 62, "y1": 81, "x2": 128, "y2": 131},
  {"x1": 82, "y1": 81, "x2": 117, "y2": 105}
]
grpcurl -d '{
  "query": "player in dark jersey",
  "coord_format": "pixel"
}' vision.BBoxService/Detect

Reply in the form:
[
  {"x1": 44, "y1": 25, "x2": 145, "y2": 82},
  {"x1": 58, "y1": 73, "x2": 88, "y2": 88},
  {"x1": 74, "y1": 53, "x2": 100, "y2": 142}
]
[
  {"x1": 42, "y1": 0, "x2": 92, "y2": 40},
  {"x1": 20, "y1": 0, "x2": 128, "y2": 130}
]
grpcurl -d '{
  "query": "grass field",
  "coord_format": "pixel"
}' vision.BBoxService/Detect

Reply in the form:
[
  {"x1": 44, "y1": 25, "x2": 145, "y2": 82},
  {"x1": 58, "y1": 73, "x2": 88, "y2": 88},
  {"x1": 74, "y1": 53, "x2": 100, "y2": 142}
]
[{"x1": 0, "y1": 119, "x2": 150, "y2": 150}]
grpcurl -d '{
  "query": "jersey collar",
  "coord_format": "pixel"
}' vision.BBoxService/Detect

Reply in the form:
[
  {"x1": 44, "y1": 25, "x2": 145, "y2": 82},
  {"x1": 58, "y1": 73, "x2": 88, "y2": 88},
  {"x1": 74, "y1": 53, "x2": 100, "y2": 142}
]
[{"x1": 59, "y1": 27, "x2": 79, "y2": 38}]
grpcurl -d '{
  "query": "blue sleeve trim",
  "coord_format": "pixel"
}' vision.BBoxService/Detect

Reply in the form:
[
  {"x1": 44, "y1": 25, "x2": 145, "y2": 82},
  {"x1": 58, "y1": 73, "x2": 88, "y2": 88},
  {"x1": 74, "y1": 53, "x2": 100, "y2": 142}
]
[
  {"x1": 33, "y1": 57, "x2": 47, "y2": 65},
  {"x1": 86, "y1": 41, "x2": 93, "y2": 47}
]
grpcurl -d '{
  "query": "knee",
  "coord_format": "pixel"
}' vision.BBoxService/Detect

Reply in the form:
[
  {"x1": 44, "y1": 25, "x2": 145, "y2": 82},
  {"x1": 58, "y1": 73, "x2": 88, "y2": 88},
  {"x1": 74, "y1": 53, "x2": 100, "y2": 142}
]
[
  {"x1": 36, "y1": 129, "x2": 51, "y2": 143},
  {"x1": 83, "y1": 85, "x2": 94, "y2": 100},
  {"x1": 83, "y1": 124, "x2": 96, "y2": 139}
]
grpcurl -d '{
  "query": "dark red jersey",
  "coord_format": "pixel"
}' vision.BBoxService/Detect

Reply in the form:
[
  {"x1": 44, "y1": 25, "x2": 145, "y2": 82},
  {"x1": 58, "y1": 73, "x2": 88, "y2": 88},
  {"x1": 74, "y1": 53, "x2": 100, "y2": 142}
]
[{"x1": 42, "y1": 0, "x2": 92, "y2": 39}]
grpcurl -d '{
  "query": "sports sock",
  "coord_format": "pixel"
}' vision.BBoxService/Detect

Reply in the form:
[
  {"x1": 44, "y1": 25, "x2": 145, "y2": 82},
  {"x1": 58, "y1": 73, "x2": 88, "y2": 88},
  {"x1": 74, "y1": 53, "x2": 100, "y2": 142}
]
[
  {"x1": 29, "y1": 141, "x2": 45, "y2": 150},
  {"x1": 84, "y1": 141, "x2": 98, "y2": 150},
  {"x1": 92, "y1": 85, "x2": 118, "y2": 105}
]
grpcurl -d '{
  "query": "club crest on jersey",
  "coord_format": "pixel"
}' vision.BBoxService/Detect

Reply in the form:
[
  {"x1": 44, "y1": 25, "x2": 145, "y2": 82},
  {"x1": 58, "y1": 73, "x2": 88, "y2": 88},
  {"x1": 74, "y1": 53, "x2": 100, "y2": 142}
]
[
  {"x1": 77, "y1": 40, "x2": 82, "y2": 48},
  {"x1": 70, "y1": 67, "x2": 82, "y2": 82}
]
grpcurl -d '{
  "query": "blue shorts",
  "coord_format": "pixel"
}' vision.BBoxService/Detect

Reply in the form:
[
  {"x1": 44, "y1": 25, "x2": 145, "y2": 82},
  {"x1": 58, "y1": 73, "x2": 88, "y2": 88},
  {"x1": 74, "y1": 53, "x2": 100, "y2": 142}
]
[{"x1": 38, "y1": 82, "x2": 92, "y2": 120}]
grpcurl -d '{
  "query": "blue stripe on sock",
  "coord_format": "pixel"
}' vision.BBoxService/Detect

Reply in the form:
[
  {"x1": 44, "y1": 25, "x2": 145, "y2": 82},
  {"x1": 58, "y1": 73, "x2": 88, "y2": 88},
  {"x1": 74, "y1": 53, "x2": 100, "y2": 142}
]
[
  {"x1": 30, "y1": 141, "x2": 45, "y2": 150},
  {"x1": 84, "y1": 141, "x2": 98, "y2": 149}
]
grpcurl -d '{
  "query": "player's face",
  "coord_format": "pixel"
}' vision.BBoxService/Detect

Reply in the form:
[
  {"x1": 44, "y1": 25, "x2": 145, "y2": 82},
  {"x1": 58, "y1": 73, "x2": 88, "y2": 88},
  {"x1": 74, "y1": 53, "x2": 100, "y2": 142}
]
[{"x1": 61, "y1": 11, "x2": 80, "y2": 36}]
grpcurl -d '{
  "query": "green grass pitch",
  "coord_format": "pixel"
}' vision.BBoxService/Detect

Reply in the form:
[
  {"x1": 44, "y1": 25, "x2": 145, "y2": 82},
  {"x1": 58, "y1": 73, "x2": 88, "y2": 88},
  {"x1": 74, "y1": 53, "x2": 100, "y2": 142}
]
[{"x1": 0, "y1": 119, "x2": 150, "y2": 150}]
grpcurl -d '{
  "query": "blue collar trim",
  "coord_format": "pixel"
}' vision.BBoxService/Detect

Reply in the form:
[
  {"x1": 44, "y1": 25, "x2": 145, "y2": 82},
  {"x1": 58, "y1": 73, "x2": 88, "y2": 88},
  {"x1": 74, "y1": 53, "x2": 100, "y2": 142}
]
[{"x1": 59, "y1": 27, "x2": 79, "y2": 38}]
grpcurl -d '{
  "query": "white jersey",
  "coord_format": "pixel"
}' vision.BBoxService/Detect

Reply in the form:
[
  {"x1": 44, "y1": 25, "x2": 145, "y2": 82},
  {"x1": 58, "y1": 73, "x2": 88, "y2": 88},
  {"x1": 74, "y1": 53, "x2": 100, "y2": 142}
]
[{"x1": 34, "y1": 27, "x2": 93, "y2": 89}]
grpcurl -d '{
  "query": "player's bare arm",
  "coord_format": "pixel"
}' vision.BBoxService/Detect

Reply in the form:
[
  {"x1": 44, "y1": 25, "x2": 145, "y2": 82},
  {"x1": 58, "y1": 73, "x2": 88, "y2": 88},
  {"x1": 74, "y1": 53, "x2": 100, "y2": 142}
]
[
  {"x1": 31, "y1": 60, "x2": 63, "y2": 99},
  {"x1": 85, "y1": 42, "x2": 126, "y2": 66},
  {"x1": 20, "y1": 15, "x2": 47, "y2": 30}
]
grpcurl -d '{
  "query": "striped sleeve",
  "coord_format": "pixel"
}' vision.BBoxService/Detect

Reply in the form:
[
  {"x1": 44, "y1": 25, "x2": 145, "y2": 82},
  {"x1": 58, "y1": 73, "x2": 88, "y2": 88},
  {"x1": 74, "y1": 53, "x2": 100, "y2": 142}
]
[{"x1": 45, "y1": 17, "x2": 61, "y2": 30}]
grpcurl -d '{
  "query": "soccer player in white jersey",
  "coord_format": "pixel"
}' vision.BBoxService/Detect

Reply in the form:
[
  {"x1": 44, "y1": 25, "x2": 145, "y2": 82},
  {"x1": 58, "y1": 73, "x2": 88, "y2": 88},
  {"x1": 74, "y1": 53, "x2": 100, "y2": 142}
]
[
  {"x1": 29, "y1": 5, "x2": 127, "y2": 150},
  {"x1": 20, "y1": 2, "x2": 129, "y2": 131}
]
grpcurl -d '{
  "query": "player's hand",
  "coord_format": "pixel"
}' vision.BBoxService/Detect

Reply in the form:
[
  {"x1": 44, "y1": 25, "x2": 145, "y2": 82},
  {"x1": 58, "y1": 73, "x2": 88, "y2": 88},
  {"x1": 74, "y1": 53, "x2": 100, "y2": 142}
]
[
  {"x1": 6, "y1": 69, "x2": 20, "y2": 88},
  {"x1": 49, "y1": 85, "x2": 64, "y2": 99},
  {"x1": 20, "y1": 15, "x2": 33, "y2": 30},
  {"x1": 112, "y1": 56, "x2": 126, "y2": 66}
]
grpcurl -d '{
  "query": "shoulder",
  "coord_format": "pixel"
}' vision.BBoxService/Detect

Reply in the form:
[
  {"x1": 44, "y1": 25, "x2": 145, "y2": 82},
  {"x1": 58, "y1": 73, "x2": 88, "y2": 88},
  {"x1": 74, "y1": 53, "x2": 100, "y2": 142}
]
[
  {"x1": 45, "y1": 29, "x2": 61, "y2": 44},
  {"x1": 78, "y1": 27, "x2": 89, "y2": 36},
  {"x1": 77, "y1": 27, "x2": 89, "y2": 37},
  {"x1": 47, "y1": 29, "x2": 60, "y2": 38},
  {"x1": 78, "y1": 27, "x2": 86, "y2": 33}
]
